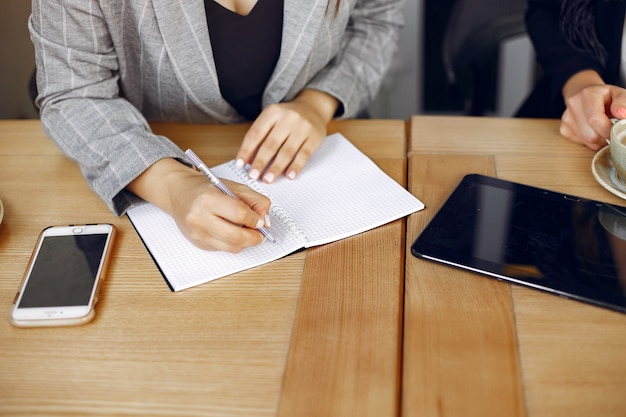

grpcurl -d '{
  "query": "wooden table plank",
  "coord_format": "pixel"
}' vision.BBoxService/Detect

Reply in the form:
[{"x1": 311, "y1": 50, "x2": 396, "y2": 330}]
[
  {"x1": 279, "y1": 224, "x2": 404, "y2": 417},
  {"x1": 406, "y1": 116, "x2": 626, "y2": 417},
  {"x1": 403, "y1": 154, "x2": 525, "y2": 417},
  {"x1": 513, "y1": 286, "x2": 626, "y2": 417},
  {"x1": 278, "y1": 122, "x2": 407, "y2": 417}
]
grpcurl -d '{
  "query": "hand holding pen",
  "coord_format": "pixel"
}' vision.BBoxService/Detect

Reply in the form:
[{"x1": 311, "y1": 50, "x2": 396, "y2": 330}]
[{"x1": 185, "y1": 149, "x2": 277, "y2": 244}]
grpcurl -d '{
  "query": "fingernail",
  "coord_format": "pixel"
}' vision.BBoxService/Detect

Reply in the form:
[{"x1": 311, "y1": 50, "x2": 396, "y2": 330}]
[
  {"x1": 255, "y1": 218, "x2": 264, "y2": 229},
  {"x1": 286, "y1": 170, "x2": 297, "y2": 180},
  {"x1": 249, "y1": 168, "x2": 259, "y2": 180},
  {"x1": 262, "y1": 172, "x2": 274, "y2": 183},
  {"x1": 236, "y1": 159, "x2": 245, "y2": 170},
  {"x1": 264, "y1": 214, "x2": 271, "y2": 228}
]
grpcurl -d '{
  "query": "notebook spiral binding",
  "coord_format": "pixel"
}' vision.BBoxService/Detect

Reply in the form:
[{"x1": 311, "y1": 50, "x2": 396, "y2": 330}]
[{"x1": 227, "y1": 160, "x2": 308, "y2": 242}]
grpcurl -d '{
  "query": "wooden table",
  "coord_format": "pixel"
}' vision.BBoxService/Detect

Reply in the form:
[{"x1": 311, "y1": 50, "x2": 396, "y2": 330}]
[
  {"x1": 2, "y1": 117, "x2": 626, "y2": 417},
  {"x1": 404, "y1": 116, "x2": 626, "y2": 417},
  {"x1": 0, "y1": 119, "x2": 407, "y2": 417}
]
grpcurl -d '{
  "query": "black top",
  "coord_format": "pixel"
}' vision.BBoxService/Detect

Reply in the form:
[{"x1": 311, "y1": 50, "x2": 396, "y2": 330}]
[
  {"x1": 516, "y1": 0, "x2": 626, "y2": 118},
  {"x1": 204, "y1": 0, "x2": 283, "y2": 120}
]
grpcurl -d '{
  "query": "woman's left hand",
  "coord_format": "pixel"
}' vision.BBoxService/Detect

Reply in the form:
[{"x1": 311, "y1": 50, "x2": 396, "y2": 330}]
[{"x1": 235, "y1": 89, "x2": 339, "y2": 183}]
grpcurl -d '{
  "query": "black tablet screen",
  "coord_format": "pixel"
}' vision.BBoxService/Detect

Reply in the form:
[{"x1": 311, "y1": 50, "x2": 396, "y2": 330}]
[{"x1": 411, "y1": 174, "x2": 626, "y2": 314}]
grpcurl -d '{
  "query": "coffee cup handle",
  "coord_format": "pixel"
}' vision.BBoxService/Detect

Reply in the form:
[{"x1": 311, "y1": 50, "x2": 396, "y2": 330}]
[{"x1": 607, "y1": 118, "x2": 620, "y2": 144}]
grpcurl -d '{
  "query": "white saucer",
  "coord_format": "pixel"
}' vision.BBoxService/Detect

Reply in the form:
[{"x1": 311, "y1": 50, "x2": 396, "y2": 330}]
[{"x1": 592, "y1": 146, "x2": 626, "y2": 201}]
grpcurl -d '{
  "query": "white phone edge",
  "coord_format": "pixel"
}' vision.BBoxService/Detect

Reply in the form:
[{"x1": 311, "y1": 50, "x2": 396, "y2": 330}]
[{"x1": 9, "y1": 223, "x2": 117, "y2": 328}]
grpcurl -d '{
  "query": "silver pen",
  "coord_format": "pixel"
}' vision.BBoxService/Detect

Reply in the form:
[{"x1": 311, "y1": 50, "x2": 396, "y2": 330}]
[{"x1": 184, "y1": 149, "x2": 276, "y2": 244}]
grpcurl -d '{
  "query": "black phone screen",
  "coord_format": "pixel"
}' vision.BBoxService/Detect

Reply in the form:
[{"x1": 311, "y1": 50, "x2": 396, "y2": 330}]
[{"x1": 18, "y1": 234, "x2": 109, "y2": 308}]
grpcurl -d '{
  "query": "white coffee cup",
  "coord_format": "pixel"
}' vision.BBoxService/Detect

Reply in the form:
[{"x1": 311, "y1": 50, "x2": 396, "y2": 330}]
[{"x1": 610, "y1": 118, "x2": 626, "y2": 182}]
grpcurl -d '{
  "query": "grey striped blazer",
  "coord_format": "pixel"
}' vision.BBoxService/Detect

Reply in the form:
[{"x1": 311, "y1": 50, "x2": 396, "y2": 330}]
[{"x1": 30, "y1": 0, "x2": 405, "y2": 215}]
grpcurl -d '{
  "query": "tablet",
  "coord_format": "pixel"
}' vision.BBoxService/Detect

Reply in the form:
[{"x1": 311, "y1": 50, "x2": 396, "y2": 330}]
[{"x1": 411, "y1": 174, "x2": 626, "y2": 314}]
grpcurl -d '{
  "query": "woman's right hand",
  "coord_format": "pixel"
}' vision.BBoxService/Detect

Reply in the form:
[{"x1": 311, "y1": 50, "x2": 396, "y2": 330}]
[
  {"x1": 560, "y1": 70, "x2": 626, "y2": 150},
  {"x1": 127, "y1": 158, "x2": 271, "y2": 252}
]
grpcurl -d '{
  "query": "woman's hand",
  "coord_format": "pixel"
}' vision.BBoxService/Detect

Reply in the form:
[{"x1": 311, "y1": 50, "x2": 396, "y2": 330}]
[
  {"x1": 235, "y1": 89, "x2": 339, "y2": 183},
  {"x1": 127, "y1": 158, "x2": 271, "y2": 252},
  {"x1": 560, "y1": 70, "x2": 626, "y2": 150}
]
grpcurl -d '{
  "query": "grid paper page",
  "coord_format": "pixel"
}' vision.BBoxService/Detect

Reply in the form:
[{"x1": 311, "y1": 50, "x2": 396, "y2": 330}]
[
  {"x1": 127, "y1": 201, "x2": 306, "y2": 292},
  {"x1": 254, "y1": 133, "x2": 425, "y2": 246},
  {"x1": 127, "y1": 133, "x2": 424, "y2": 291}
]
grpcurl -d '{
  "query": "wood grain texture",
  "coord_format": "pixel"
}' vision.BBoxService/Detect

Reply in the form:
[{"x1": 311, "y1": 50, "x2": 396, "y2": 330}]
[
  {"x1": 0, "y1": 122, "x2": 302, "y2": 416},
  {"x1": 277, "y1": 123, "x2": 407, "y2": 417},
  {"x1": 407, "y1": 116, "x2": 626, "y2": 417},
  {"x1": 0, "y1": 119, "x2": 408, "y2": 417},
  {"x1": 278, "y1": 224, "x2": 404, "y2": 417},
  {"x1": 403, "y1": 154, "x2": 525, "y2": 417}
]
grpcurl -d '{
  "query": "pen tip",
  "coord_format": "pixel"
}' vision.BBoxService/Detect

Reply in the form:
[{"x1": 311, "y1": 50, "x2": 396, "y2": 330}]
[{"x1": 263, "y1": 231, "x2": 277, "y2": 244}]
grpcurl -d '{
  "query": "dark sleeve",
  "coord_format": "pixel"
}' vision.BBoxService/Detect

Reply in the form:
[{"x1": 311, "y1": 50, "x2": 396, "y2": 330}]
[{"x1": 525, "y1": 0, "x2": 604, "y2": 102}]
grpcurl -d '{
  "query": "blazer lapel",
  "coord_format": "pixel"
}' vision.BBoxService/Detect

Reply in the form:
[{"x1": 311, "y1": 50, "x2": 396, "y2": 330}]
[
  {"x1": 264, "y1": 0, "x2": 327, "y2": 105},
  {"x1": 151, "y1": 0, "x2": 240, "y2": 122}
]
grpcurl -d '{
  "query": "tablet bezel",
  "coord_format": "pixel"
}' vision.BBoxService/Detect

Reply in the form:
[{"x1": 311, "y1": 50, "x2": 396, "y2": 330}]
[{"x1": 411, "y1": 174, "x2": 626, "y2": 314}]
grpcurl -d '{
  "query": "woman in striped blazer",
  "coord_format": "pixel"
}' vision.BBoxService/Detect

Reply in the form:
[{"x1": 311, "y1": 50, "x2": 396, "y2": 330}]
[{"x1": 30, "y1": 0, "x2": 404, "y2": 252}]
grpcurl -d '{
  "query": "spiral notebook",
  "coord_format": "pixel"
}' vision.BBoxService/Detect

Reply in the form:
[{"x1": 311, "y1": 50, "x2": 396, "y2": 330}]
[{"x1": 127, "y1": 133, "x2": 424, "y2": 291}]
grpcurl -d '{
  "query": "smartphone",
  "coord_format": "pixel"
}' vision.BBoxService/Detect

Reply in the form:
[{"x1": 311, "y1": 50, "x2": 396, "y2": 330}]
[{"x1": 10, "y1": 224, "x2": 116, "y2": 327}]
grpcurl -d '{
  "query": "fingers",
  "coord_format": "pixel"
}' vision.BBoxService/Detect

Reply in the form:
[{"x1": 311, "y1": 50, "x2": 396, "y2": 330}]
[
  {"x1": 560, "y1": 108, "x2": 607, "y2": 150},
  {"x1": 182, "y1": 203, "x2": 266, "y2": 253},
  {"x1": 236, "y1": 103, "x2": 326, "y2": 183},
  {"x1": 172, "y1": 175, "x2": 272, "y2": 253},
  {"x1": 560, "y1": 84, "x2": 626, "y2": 150},
  {"x1": 613, "y1": 105, "x2": 626, "y2": 119},
  {"x1": 128, "y1": 157, "x2": 272, "y2": 252},
  {"x1": 247, "y1": 109, "x2": 305, "y2": 182},
  {"x1": 226, "y1": 179, "x2": 272, "y2": 219},
  {"x1": 609, "y1": 88, "x2": 626, "y2": 119}
]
